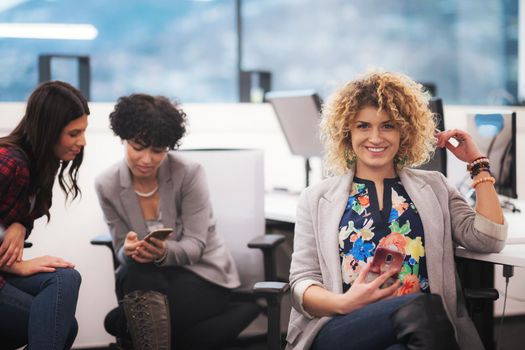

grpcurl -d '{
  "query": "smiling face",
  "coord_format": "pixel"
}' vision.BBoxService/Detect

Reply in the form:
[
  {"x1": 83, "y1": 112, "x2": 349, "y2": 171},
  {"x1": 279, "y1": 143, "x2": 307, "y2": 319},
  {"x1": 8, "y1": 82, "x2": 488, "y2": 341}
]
[
  {"x1": 53, "y1": 114, "x2": 88, "y2": 161},
  {"x1": 125, "y1": 139, "x2": 168, "y2": 180},
  {"x1": 350, "y1": 106, "x2": 400, "y2": 178}
]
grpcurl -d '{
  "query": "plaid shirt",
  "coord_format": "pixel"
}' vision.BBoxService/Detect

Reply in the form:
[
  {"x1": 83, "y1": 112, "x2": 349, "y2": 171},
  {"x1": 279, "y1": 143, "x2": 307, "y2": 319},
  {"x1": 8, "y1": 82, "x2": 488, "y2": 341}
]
[
  {"x1": 0, "y1": 146, "x2": 34, "y2": 229},
  {"x1": 0, "y1": 146, "x2": 36, "y2": 285}
]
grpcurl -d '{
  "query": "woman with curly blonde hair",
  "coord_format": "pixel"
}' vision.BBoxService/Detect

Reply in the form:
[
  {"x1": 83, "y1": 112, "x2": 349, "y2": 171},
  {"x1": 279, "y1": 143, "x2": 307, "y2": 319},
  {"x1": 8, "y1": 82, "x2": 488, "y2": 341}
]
[{"x1": 287, "y1": 71, "x2": 507, "y2": 350}]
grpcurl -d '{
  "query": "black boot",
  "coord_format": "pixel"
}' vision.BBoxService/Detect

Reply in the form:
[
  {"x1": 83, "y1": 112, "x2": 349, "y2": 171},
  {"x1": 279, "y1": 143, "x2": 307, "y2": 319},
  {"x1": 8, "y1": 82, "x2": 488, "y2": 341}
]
[
  {"x1": 122, "y1": 290, "x2": 171, "y2": 350},
  {"x1": 390, "y1": 293, "x2": 460, "y2": 350}
]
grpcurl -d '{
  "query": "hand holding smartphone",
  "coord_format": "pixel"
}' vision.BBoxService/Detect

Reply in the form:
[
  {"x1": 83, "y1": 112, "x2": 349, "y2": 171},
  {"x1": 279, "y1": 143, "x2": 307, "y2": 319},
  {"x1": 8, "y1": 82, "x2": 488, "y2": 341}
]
[
  {"x1": 365, "y1": 247, "x2": 405, "y2": 288},
  {"x1": 143, "y1": 228, "x2": 173, "y2": 244}
]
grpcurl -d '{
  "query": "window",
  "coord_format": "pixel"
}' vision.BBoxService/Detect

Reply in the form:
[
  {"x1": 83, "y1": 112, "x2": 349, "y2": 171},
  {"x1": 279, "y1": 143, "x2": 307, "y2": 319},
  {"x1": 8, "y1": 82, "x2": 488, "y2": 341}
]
[
  {"x1": 243, "y1": 0, "x2": 519, "y2": 105},
  {"x1": 0, "y1": 0, "x2": 237, "y2": 102},
  {"x1": 0, "y1": 0, "x2": 519, "y2": 105}
]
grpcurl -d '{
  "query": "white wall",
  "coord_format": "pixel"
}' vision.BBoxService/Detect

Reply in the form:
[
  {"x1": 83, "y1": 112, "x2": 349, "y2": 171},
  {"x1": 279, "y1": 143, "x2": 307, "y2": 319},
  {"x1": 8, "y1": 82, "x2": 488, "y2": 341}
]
[{"x1": 0, "y1": 102, "x2": 524, "y2": 346}]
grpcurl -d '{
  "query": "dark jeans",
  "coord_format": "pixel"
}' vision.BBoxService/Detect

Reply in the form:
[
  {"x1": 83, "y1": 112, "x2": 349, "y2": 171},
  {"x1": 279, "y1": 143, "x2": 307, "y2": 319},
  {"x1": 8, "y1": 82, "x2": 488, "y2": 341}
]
[
  {"x1": 311, "y1": 294, "x2": 419, "y2": 350},
  {"x1": 0, "y1": 268, "x2": 81, "y2": 350},
  {"x1": 114, "y1": 263, "x2": 250, "y2": 348}
]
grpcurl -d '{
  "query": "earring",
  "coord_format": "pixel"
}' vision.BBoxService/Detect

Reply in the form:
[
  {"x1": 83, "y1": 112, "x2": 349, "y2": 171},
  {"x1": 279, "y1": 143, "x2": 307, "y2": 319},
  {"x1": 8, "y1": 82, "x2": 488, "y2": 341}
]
[
  {"x1": 345, "y1": 148, "x2": 356, "y2": 168},
  {"x1": 394, "y1": 154, "x2": 408, "y2": 166}
]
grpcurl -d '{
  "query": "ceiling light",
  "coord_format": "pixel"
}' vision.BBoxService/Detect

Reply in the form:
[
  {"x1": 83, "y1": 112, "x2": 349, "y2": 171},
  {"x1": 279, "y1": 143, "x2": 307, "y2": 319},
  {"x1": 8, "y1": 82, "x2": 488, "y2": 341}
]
[{"x1": 0, "y1": 23, "x2": 98, "y2": 40}]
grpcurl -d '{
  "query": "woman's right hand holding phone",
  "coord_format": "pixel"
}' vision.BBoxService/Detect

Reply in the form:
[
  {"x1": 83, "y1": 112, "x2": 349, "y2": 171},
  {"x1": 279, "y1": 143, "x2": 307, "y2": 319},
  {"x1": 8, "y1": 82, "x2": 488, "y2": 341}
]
[
  {"x1": 338, "y1": 262, "x2": 400, "y2": 314},
  {"x1": 124, "y1": 231, "x2": 167, "y2": 263},
  {"x1": 303, "y1": 261, "x2": 400, "y2": 318}
]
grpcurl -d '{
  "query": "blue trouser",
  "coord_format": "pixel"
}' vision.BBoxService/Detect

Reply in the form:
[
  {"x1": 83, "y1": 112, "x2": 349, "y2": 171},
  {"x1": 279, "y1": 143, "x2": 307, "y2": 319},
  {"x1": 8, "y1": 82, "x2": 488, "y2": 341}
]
[
  {"x1": 0, "y1": 268, "x2": 81, "y2": 350},
  {"x1": 311, "y1": 294, "x2": 419, "y2": 350}
]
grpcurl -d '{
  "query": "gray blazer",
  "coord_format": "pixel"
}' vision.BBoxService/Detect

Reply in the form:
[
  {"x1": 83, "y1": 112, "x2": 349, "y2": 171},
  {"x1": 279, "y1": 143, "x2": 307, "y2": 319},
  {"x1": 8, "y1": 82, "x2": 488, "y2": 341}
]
[
  {"x1": 287, "y1": 168, "x2": 507, "y2": 350},
  {"x1": 95, "y1": 152, "x2": 241, "y2": 289}
]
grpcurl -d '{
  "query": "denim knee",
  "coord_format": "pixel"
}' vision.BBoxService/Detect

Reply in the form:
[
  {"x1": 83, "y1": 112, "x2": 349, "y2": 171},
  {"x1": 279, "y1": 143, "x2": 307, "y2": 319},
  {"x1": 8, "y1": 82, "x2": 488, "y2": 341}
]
[
  {"x1": 55, "y1": 268, "x2": 82, "y2": 290},
  {"x1": 68, "y1": 318, "x2": 79, "y2": 343}
]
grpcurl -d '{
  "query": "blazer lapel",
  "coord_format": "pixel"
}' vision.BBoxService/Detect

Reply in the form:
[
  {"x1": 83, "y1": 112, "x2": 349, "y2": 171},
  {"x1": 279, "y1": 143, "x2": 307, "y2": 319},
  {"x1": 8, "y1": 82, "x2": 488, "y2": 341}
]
[
  {"x1": 318, "y1": 173, "x2": 353, "y2": 293},
  {"x1": 118, "y1": 160, "x2": 147, "y2": 235},
  {"x1": 158, "y1": 155, "x2": 175, "y2": 229},
  {"x1": 399, "y1": 169, "x2": 444, "y2": 292}
]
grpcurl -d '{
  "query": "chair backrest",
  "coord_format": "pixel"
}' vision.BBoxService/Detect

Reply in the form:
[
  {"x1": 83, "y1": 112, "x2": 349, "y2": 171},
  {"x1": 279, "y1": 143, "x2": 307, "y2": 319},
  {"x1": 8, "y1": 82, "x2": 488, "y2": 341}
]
[{"x1": 178, "y1": 149, "x2": 265, "y2": 290}]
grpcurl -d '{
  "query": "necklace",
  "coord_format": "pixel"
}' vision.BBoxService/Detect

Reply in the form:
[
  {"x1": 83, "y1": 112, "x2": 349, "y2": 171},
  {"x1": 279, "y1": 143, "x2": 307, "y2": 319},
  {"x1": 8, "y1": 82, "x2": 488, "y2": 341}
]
[{"x1": 134, "y1": 185, "x2": 159, "y2": 198}]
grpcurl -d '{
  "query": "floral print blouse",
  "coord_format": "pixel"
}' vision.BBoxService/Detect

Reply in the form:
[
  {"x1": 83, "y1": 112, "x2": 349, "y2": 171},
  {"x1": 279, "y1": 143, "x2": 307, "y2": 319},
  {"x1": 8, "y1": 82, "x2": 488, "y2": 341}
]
[{"x1": 338, "y1": 177, "x2": 429, "y2": 296}]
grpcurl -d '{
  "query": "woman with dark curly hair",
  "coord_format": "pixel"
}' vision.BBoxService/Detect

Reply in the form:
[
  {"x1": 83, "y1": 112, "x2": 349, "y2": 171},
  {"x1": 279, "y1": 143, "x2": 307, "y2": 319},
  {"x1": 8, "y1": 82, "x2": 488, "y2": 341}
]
[
  {"x1": 286, "y1": 71, "x2": 507, "y2": 350},
  {"x1": 95, "y1": 94, "x2": 243, "y2": 349},
  {"x1": 0, "y1": 81, "x2": 88, "y2": 349}
]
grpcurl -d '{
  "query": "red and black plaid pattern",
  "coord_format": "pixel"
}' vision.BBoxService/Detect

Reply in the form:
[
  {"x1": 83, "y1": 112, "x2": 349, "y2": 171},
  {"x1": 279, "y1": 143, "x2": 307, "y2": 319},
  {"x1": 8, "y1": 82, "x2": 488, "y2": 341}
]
[
  {"x1": 0, "y1": 147, "x2": 32, "y2": 231},
  {"x1": 0, "y1": 147, "x2": 36, "y2": 286}
]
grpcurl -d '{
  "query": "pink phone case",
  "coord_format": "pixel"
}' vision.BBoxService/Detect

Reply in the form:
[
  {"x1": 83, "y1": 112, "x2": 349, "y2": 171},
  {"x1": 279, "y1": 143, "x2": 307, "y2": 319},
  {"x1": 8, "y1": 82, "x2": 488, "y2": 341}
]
[{"x1": 365, "y1": 247, "x2": 405, "y2": 287}]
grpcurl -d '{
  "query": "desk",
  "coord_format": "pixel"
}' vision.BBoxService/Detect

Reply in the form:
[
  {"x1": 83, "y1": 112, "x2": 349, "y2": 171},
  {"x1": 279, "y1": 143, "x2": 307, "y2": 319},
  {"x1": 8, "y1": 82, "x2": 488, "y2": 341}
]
[
  {"x1": 265, "y1": 191, "x2": 298, "y2": 224},
  {"x1": 456, "y1": 245, "x2": 525, "y2": 268}
]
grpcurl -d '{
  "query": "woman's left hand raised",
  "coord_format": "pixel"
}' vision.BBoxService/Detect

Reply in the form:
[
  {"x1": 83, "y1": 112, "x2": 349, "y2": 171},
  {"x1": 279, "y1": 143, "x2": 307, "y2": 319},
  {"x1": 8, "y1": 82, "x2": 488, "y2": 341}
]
[
  {"x1": 436, "y1": 129, "x2": 483, "y2": 163},
  {"x1": 0, "y1": 222, "x2": 26, "y2": 267}
]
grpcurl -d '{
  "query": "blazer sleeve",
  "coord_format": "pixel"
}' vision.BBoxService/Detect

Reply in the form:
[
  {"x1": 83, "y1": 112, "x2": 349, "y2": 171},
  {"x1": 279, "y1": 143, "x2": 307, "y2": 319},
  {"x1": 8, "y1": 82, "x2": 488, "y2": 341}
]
[
  {"x1": 442, "y1": 174, "x2": 507, "y2": 253},
  {"x1": 289, "y1": 189, "x2": 325, "y2": 317},
  {"x1": 159, "y1": 163, "x2": 210, "y2": 267},
  {"x1": 94, "y1": 179, "x2": 133, "y2": 265}
]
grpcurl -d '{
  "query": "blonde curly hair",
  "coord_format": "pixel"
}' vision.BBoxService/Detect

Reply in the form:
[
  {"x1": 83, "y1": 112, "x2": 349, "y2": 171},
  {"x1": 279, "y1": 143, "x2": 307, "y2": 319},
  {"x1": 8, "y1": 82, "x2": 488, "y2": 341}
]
[{"x1": 321, "y1": 71, "x2": 437, "y2": 176}]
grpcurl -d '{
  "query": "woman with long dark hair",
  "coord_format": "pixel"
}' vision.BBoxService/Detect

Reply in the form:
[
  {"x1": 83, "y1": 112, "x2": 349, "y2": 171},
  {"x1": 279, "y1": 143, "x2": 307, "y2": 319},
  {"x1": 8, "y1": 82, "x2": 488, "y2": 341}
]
[{"x1": 0, "y1": 81, "x2": 89, "y2": 349}]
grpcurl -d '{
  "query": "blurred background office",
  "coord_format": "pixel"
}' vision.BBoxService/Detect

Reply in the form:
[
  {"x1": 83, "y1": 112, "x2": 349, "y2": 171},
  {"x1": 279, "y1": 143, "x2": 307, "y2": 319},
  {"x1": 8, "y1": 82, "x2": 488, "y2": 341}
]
[{"x1": 0, "y1": 0, "x2": 522, "y2": 105}]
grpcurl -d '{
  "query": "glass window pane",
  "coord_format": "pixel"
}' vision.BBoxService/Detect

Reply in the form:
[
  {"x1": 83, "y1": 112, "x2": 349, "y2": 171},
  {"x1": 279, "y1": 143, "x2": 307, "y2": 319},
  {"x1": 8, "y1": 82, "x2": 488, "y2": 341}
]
[
  {"x1": 243, "y1": 0, "x2": 519, "y2": 105},
  {"x1": 0, "y1": 0, "x2": 237, "y2": 102}
]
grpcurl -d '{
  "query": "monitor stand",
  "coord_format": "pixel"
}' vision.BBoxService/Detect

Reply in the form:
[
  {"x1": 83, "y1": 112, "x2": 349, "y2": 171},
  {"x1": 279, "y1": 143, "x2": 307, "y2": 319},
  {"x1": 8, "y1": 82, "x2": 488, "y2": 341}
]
[{"x1": 305, "y1": 157, "x2": 311, "y2": 188}]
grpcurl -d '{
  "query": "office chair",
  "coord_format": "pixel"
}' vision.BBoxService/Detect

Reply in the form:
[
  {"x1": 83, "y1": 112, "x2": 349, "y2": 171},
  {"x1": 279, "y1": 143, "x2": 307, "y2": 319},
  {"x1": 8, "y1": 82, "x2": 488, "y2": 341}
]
[
  {"x1": 92, "y1": 149, "x2": 289, "y2": 350},
  {"x1": 455, "y1": 257, "x2": 499, "y2": 350}
]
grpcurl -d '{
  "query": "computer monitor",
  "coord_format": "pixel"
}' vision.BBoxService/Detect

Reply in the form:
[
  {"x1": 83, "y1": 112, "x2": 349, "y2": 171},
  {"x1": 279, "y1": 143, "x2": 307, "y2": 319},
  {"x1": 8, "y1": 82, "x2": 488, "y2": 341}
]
[
  {"x1": 265, "y1": 90, "x2": 323, "y2": 158},
  {"x1": 466, "y1": 112, "x2": 517, "y2": 199},
  {"x1": 266, "y1": 90, "x2": 324, "y2": 187},
  {"x1": 415, "y1": 97, "x2": 447, "y2": 176}
]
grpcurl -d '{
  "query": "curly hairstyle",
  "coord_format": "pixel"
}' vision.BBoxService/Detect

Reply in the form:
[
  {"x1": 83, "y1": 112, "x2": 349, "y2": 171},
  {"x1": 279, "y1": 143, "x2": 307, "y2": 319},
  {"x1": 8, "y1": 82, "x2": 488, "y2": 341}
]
[
  {"x1": 320, "y1": 71, "x2": 437, "y2": 175},
  {"x1": 109, "y1": 94, "x2": 187, "y2": 149}
]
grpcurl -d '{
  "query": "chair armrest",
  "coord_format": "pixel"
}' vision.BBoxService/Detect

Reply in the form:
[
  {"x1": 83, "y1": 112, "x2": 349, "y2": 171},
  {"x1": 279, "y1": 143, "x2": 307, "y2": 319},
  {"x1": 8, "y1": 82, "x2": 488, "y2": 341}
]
[
  {"x1": 24, "y1": 241, "x2": 33, "y2": 248},
  {"x1": 247, "y1": 234, "x2": 286, "y2": 250},
  {"x1": 253, "y1": 281, "x2": 289, "y2": 296},
  {"x1": 90, "y1": 233, "x2": 112, "y2": 247},
  {"x1": 253, "y1": 281, "x2": 289, "y2": 350},
  {"x1": 464, "y1": 288, "x2": 499, "y2": 301},
  {"x1": 248, "y1": 234, "x2": 286, "y2": 281},
  {"x1": 90, "y1": 233, "x2": 120, "y2": 270}
]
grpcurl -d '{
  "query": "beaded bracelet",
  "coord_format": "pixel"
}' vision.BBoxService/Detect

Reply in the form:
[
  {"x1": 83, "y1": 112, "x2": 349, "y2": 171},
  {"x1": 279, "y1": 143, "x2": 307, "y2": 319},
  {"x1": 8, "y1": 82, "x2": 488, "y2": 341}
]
[
  {"x1": 470, "y1": 156, "x2": 489, "y2": 165},
  {"x1": 470, "y1": 167, "x2": 491, "y2": 179},
  {"x1": 469, "y1": 161, "x2": 491, "y2": 178},
  {"x1": 467, "y1": 157, "x2": 490, "y2": 172},
  {"x1": 471, "y1": 176, "x2": 496, "y2": 189}
]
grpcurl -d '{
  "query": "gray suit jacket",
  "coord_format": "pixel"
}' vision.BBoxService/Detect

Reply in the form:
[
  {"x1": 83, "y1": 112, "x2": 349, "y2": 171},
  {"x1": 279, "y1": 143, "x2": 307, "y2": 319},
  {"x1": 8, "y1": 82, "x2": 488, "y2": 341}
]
[
  {"x1": 95, "y1": 152, "x2": 241, "y2": 289},
  {"x1": 287, "y1": 168, "x2": 507, "y2": 350}
]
